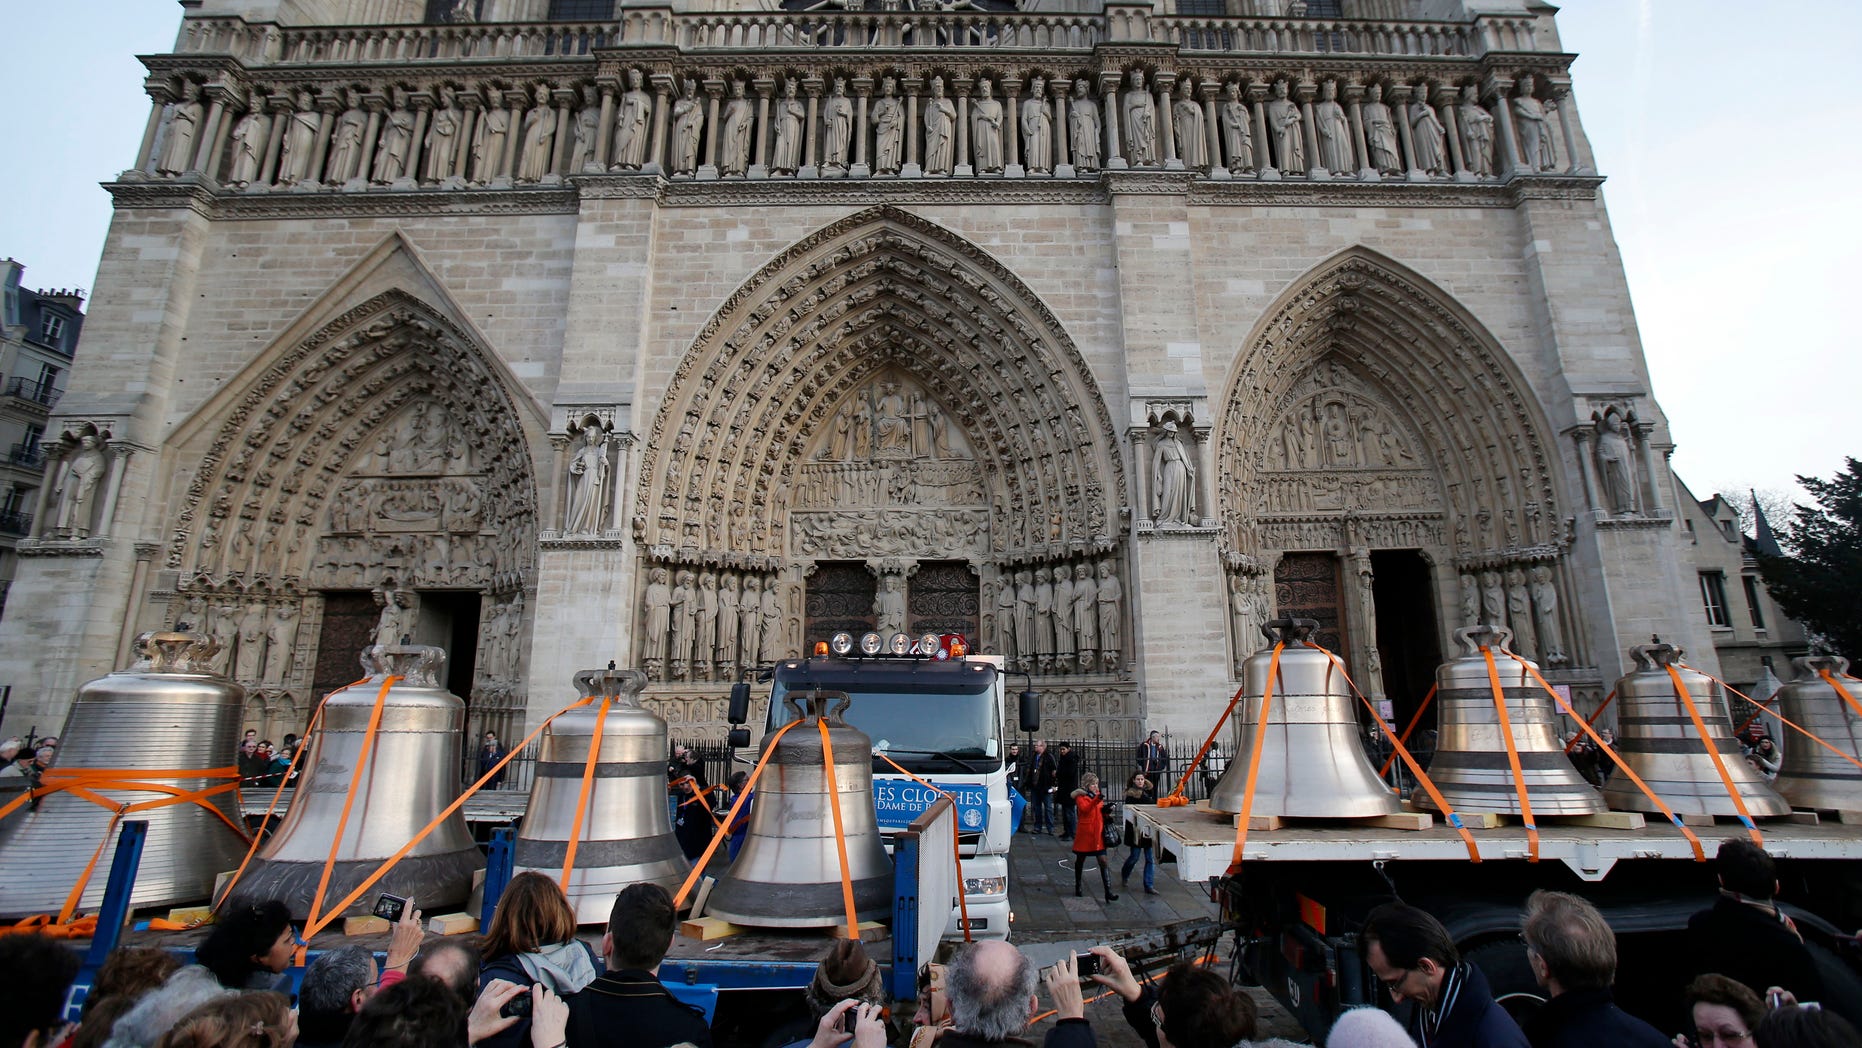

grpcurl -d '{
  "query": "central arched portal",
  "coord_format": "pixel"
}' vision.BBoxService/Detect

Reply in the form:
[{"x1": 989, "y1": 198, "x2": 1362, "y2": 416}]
[{"x1": 633, "y1": 206, "x2": 1141, "y2": 741}]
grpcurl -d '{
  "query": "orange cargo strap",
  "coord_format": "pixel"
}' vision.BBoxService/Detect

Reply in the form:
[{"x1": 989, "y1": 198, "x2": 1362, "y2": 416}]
[
  {"x1": 1225, "y1": 643, "x2": 1283, "y2": 876},
  {"x1": 1662, "y1": 664, "x2": 1762, "y2": 846},
  {"x1": 1564, "y1": 689, "x2": 1619, "y2": 754},
  {"x1": 1684, "y1": 664, "x2": 1862, "y2": 775},
  {"x1": 874, "y1": 750, "x2": 973, "y2": 942},
  {"x1": 815, "y1": 719, "x2": 862, "y2": 940},
  {"x1": 1504, "y1": 652, "x2": 1705, "y2": 861},
  {"x1": 1819, "y1": 669, "x2": 1862, "y2": 723},
  {"x1": 1379, "y1": 682, "x2": 1437, "y2": 777},
  {"x1": 1481, "y1": 648, "x2": 1539, "y2": 862},
  {"x1": 671, "y1": 718, "x2": 804, "y2": 910},
  {"x1": 1158, "y1": 681, "x2": 1247, "y2": 809},
  {"x1": 1310, "y1": 644, "x2": 1481, "y2": 863},
  {"x1": 560, "y1": 693, "x2": 615, "y2": 889},
  {"x1": 301, "y1": 675, "x2": 401, "y2": 959}
]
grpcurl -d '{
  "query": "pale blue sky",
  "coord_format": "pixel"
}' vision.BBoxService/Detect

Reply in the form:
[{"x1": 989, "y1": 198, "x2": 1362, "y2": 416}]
[{"x1": 0, "y1": 1, "x2": 1856, "y2": 503}]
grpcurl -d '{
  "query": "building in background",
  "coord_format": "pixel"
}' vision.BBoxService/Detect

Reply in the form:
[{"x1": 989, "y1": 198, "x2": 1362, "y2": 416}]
[
  {"x1": 1678, "y1": 481, "x2": 1808, "y2": 698},
  {"x1": 0, "y1": 262, "x2": 79, "y2": 619}
]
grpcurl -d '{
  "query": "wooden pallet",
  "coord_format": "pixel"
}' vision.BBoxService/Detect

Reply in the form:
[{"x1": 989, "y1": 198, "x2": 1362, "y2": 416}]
[
  {"x1": 1438, "y1": 810, "x2": 1647, "y2": 831},
  {"x1": 1789, "y1": 808, "x2": 1862, "y2": 826},
  {"x1": 1195, "y1": 800, "x2": 1432, "y2": 832},
  {"x1": 1674, "y1": 810, "x2": 1806, "y2": 828}
]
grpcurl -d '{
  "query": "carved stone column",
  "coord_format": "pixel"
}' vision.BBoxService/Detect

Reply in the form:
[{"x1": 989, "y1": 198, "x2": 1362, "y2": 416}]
[
  {"x1": 1343, "y1": 546, "x2": 1386, "y2": 704},
  {"x1": 954, "y1": 80, "x2": 973, "y2": 177},
  {"x1": 1570, "y1": 427, "x2": 1603, "y2": 515},
  {"x1": 194, "y1": 86, "x2": 235, "y2": 178},
  {"x1": 1483, "y1": 75, "x2": 1523, "y2": 176},
  {"x1": 550, "y1": 86, "x2": 577, "y2": 177},
  {"x1": 497, "y1": 89, "x2": 525, "y2": 183},
  {"x1": 455, "y1": 93, "x2": 481, "y2": 180},
  {"x1": 647, "y1": 77, "x2": 672, "y2": 174},
  {"x1": 902, "y1": 76, "x2": 922, "y2": 176},
  {"x1": 801, "y1": 77, "x2": 821, "y2": 178},
  {"x1": 306, "y1": 92, "x2": 340, "y2": 185},
  {"x1": 407, "y1": 94, "x2": 433, "y2": 184},
  {"x1": 1101, "y1": 75, "x2": 1125, "y2": 170},
  {"x1": 1001, "y1": 76, "x2": 1022, "y2": 177},
  {"x1": 1634, "y1": 420, "x2": 1667, "y2": 516},
  {"x1": 1295, "y1": 79, "x2": 1322, "y2": 178},
  {"x1": 699, "y1": 78, "x2": 723, "y2": 180},
  {"x1": 593, "y1": 82, "x2": 616, "y2": 169},
  {"x1": 1248, "y1": 82, "x2": 1276, "y2": 180},
  {"x1": 1156, "y1": 73, "x2": 1180, "y2": 169},
  {"x1": 1391, "y1": 84, "x2": 1425, "y2": 182},
  {"x1": 850, "y1": 76, "x2": 872, "y2": 178},
  {"x1": 750, "y1": 77, "x2": 773, "y2": 178},
  {"x1": 1345, "y1": 80, "x2": 1375, "y2": 181},
  {"x1": 1200, "y1": 82, "x2": 1224, "y2": 180},
  {"x1": 1127, "y1": 427, "x2": 1153, "y2": 530},
  {"x1": 1436, "y1": 84, "x2": 1468, "y2": 181},
  {"x1": 1053, "y1": 80, "x2": 1073, "y2": 177},
  {"x1": 258, "y1": 93, "x2": 291, "y2": 187},
  {"x1": 130, "y1": 83, "x2": 173, "y2": 176},
  {"x1": 1550, "y1": 78, "x2": 1585, "y2": 174},
  {"x1": 355, "y1": 93, "x2": 385, "y2": 187}
]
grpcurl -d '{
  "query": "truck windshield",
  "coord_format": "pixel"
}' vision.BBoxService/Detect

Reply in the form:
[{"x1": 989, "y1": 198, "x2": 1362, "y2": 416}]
[{"x1": 768, "y1": 661, "x2": 1000, "y2": 772}]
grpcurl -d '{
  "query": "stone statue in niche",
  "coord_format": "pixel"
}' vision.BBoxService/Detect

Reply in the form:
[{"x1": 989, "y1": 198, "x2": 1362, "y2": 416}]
[
  {"x1": 1096, "y1": 560, "x2": 1122, "y2": 666},
  {"x1": 208, "y1": 604, "x2": 239, "y2": 675},
  {"x1": 425, "y1": 87, "x2": 464, "y2": 182},
  {"x1": 1021, "y1": 78, "x2": 1052, "y2": 175},
  {"x1": 1313, "y1": 80, "x2": 1352, "y2": 174},
  {"x1": 1072, "y1": 562, "x2": 1098, "y2": 671},
  {"x1": 264, "y1": 605, "x2": 298, "y2": 683},
  {"x1": 1014, "y1": 570, "x2": 1036, "y2": 669},
  {"x1": 696, "y1": 572, "x2": 719, "y2": 676},
  {"x1": 770, "y1": 79, "x2": 805, "y2": 176},
  {"x1": 1053, "y1": 565, "x2": 1076, "y2": 667},
  {"x1": 279, "y1": 89, "x2": 321, "y2": 185},
  {"x1": 503, "y1": 594, "x2": 525, "y2": 678},
  {"x1": 1362, "y1": 84, "x2": 1402, "y2": 175},
  {"x1": 383, "y1": 401, "x2": 455, "y2": 474},
  {"x1": 642, "y1": 567, "x2": 671, "y2": 665},
  {"x1": 1411, "y1": 93, "x2": 1449, "y2": 175},
  {"x1": 472, "y1": 94, "x2": 512, "y2": 183},
  {"x1": 1512, "y1": 78, "x2": 1557, "y2": 171},
  {"x1": 1174, "y1": 79, "x2": 1207, "y2": 170},
  {"x1": 719, "y1": 80, "x2": 753, "y2": 177},
  {"x1": 1033, "y1": 567, "x2": 1056, "y2": 671},
  {"x1": 1478, "y1": 571, "x2": 1504, "y2": 627},
  {"x1": 516, "y1": 83, "x2": 556, "y2": 182},
  {"x1": 669, "y1": 569, "x2": 696, "y2": 675},
  {"x1": 1458, "y1": 85, "x2": 1495, "y2": 177},
  {"x1": 1070, "y1": 79, "x2": 1101, "y2": 172},
  {"x1": 563, "y1": 425, "x2": 610, "y2": 534},
  {"x1": 823, "y1": 77, "x2": 854, "y2": 172},
  {"x1": 1594, "y1": 408, "x2": 1638, "y2": 515},
  {"x1": 873, "y1": 77, "x2": 905, "y2": 175},
  {"x1": 1504, "y1": 567, "x2": 1537, "y2": 658},
  {"x1": 1458, "y1": 572, "x2": 1478, "y2": 624},
  {"x1": 874, "y1": 573, "x2": 907, "y2": 636},
  {"x1": 227, "y1": 107, "x2": 268, "y2": 187},
  {"x1": 570, "y1": 84, "x2": 601, "y2": 173},
  {"x1": 738, "y1": 575, "x2": 762, "y2": 667},
  {"x1": 1122, "y1": 70, "x2": 1158, "y2": 166},
  {"x1": 924, "y1": 77, "x2": 957, "y2": 176},
  {"x1": 996, "y1": 575, "x2": 1021, "y2": 663},
  {"x1": 759, "y1": 579, "x2": 781, "y2": 663},
  {"x1": 235, "y1": 604, "x2": 268, "y2": 681},
  {"x1": 326, "y1": 89, "x2": 368, "y2": 184},
  {"x1": 1529, "y1": 566, "x2": 1567, "y2": 665},
  {"x1": 50, "y1": 434, "x2": 106, "y2": 539},
  {"x1": 717, "y1": 574, "x2": 741, "y2": 673},
  {"x1": 372, "y1": 87, "x2": 417, "y2": 184},
  {"x1": 157, "y1": 80, "x2": 204, "y2": 177},
  {"x1": 1219, "y1": 82, "x2": 1253, "y2": 174},
  {"x1": 670, "y1": 80, "x2": 704, "y2": 177},
  {"x1": 614, "y1": 69, "x2": 652, "y2": 171},
  {"x1": 375, "y1": 589, "x2": 414, "y2": 647},
  {"x1": 970, "y1": 79, "x2": 1005, "y2": 174},
  {"x1": 1151, "y1": 421, "x2": 1196, "y2": 526},
  {"x1": 1266, "y1": 79, "x2": 1304, "y2": 174}
]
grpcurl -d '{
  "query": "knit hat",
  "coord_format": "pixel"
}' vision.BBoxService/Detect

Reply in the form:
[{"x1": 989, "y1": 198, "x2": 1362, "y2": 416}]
[
  {"x1": 804, "y1": 940, "x2": 886, "y2": 1016},
  {"x1": 1327, "y1": 1006, "x2": 1412, "y2": 1048}
]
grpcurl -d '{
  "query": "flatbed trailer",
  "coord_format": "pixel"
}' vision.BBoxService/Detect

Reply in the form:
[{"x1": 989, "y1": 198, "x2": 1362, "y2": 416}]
[{"x1": 1130, "y1": 805, "x2": 1862, "y2": 1039}]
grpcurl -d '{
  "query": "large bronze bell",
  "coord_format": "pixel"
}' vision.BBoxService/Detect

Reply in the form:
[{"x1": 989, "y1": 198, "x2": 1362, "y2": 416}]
[
  {"x1": 0, "y1": 632, "x2": 249, "y2": 917},
  {"x1": 705, "y1": 690, "x2": 893, "y2": 929},
  {"x1": 1601, "y1": 643, "x2": 1790, "y2": 817},
  {"x1": 1417, "y1": 625, "x2": 1605, "y2": 816},
  {"x1": 222, "y1": 645, "x2": 483, "y2": 919},
  {"x1": 514, "y1": 666, "x2": 689, "y2": 923},
  {"x1": 1771, "y1": 655, "x2": 1862, "y2": 812},
  {"x1": 1207, "y1": 619, "x2": 1400, "y2": 819}
]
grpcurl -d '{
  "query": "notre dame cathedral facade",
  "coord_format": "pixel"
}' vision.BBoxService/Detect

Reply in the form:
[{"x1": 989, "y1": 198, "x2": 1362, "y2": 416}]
[{"x1": 0, "y1": 0, "x2": 1714, "y2": 750}]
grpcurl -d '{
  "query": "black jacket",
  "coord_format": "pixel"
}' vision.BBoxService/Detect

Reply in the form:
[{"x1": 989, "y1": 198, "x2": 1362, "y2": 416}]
[
  {"x1": 1685, "y1": 895, "x2": 1825, "y2": 1002},
  {"x1": 1522, "y1": 987, "x2": 1667, "y2": 1048},
  {"x1": 1029, "y1": 751, "x2": 1056, "y2": 793},
  {"x1": 1054, "y1": 751, "x2": 1080, "y2": 793},
  {"x1": 1406, "y1": 963, "x2": 1530, "y2": 1048},
  {"x1": 565, "y1": 969, "x2": 712, "y2": 1048},
  {"x1": 939, "y1": 1016, "x2": 1095, "y2": 1048}
]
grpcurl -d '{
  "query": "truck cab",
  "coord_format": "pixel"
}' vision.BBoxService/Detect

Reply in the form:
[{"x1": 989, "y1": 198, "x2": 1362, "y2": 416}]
[{"x1": 754, "y1": 639, "x2": 1015, "y2": 940}]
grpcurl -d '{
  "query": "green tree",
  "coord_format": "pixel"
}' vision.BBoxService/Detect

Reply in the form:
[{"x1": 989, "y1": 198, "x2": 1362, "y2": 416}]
[{"x1": 1755, "y1": 457, "x2": 1862, "y2": 657}]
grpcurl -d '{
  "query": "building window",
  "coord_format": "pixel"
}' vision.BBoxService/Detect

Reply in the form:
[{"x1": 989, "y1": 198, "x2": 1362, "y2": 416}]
[
  {"x1": 39, "y1": 313, "x2": 65, "y2": 345},
  {"x1": 1303, "y1": 0, "x2": 1344, "y2": 15},
  {"x1": 1175, "y1": 0, "x2": 1227, "y2": 15},
  {"x1": 547, "y1": 0, "x2": 614, "y2": 19},
  {"x1": 1741, "y1": 575, "x2": 1767, "y2": 630},
  {"x1": 1699, "y1": 571, "x2": 1731, "y2": 628},
  {"x1": 425, "y1": 0, "x2": 478, "y2": 22}
]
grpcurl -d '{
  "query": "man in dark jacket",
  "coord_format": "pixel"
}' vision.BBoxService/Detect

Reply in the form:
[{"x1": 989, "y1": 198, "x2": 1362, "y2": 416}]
[
  {"x1": 1026, "y1": 740, "x2": 1057, "y2": 834},
  {"x1": 938, "y1": 939, "x2": 1095, "y2": 1048},
  {"x1": 1518, "y1": 890, "x2": 1666, "y2": 1048},
  {"x1": 565, "y1": 882, "x2": 712, "y2": 1048},
  {"x1": 1685, "y1": 837, "x2": 1824, "y2": 1002},
  {"x1": 1053, "y1": 742, "x2": 1080, "y2": 840},
  {"x1": 1362, "y1": 901, "x2": 1529, "y2": 1048}
]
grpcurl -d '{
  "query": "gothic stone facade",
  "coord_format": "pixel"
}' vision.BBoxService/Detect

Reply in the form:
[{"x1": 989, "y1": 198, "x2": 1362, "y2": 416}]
[{"x1": 0, "y1": 0, "x2": 1718, "y2": 747}]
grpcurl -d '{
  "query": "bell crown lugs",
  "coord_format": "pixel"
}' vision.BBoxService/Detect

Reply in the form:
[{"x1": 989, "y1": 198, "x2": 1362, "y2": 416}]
[
  {"x1": 360, "y1": 643, "x2": 446, "y2": 685},
  {"x1": 1451, "y1": 623, "x2": 1515, "y2": 658},
  {"x1": 1259, "y1": 617, "x2": 1319, "y2": 646}
]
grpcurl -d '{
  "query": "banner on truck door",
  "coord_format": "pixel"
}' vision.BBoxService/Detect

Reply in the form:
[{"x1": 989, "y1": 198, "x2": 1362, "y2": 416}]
[{"x1": 873, "y1": 778, "x2": 989, "y2": 831}]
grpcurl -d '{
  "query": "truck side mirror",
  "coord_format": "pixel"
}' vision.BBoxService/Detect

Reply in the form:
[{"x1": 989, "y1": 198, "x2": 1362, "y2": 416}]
[
  {"x1": 1018, "y1": 688, "x2": 1041, "y2": 733},
  {"x1": 727, "y1": 727, "x2": 751, "y2": 749},
  {"x1": 728, "y1": 681, "x2": 750, "y2": 725}
]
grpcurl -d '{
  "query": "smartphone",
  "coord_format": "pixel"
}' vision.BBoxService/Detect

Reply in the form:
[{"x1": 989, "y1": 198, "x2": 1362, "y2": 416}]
[
  {"x1": 502, "y1": 990, "x2": 532, "y2": 1019},
  {"x1": 373, "y1": 892, "x2": 409, "y2": 923},
  {"x1": 1077, "y1": 954, "x2": 1101, "y2": 979},
  {"x1": 841, "y1": 1006, "x2": 860, "y2": 1033}
]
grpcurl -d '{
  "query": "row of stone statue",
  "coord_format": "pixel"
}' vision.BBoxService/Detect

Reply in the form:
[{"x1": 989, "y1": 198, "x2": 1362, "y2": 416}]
[
  {"x1": 1458, "y1": 565, "x2": 1567, "y2": 666},
  {"x1": 178, "y1": 596, "x2": 300, "y2": 684},
  {"x1": 640, "y1": 566, "x2": 782, "y2": 682},
  {"x1": 993, "y1": 558, "x2": 1122, "y2": 675},
  {"x1": 140, "y1": 68, "x2": 1568, "y2": 189}
]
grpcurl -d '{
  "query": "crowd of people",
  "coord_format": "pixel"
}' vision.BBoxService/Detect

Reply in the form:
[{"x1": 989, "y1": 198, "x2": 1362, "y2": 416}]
[
  {"x1": 234, "y1": 732, "x2": 299, "y2": 790},
  {"x1": 0, "y1": 734, "x2": 59, "y2": 794}
]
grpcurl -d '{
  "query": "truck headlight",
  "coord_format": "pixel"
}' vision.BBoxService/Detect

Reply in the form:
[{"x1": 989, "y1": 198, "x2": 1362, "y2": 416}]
[{"x1": 963, "y1": 875, "x2": 1008, "y2": 896}]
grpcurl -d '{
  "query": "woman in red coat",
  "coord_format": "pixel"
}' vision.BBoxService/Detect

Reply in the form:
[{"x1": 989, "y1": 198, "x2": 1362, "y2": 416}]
[{"x1": 1071, "y1": 772, "x2": 1118, "y2": 902}]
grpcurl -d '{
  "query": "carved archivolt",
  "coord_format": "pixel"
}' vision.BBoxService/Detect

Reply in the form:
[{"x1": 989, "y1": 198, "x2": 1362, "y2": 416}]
[{"x1": 633, "y1": 205, "x2": 1127, "y2": 566}]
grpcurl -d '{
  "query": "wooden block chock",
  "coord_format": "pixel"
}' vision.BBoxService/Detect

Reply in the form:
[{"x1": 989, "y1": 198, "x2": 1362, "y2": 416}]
[
  {"x1": 343, "y1": 915, "x2": 391, "y2": 936},
  {"x1": 166, "y1": 906, "x2": 213, "y2": 927},
  {"x1": 830, "y1": 921, "x2": 887, "y2": 942},
  {"x1": 680, "y1": 916, "x2": 744, "y2": 941},
  {"x1": 427, "y1": 912, "x2": 479, "y2": 936}
]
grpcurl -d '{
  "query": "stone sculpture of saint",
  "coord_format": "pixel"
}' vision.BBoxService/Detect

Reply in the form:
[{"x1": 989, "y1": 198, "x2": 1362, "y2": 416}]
[
  {"x1": 570, "y1": 85, "x2": 601, "y2": 173},
  {"x1": 614, "y1": 69, "x2": 652, "y2": 170},
  {"x1": 696, "y1": 573, "x2": 719, "y2": 668},
  {"x1": 1313, "y1": 80, "x2": 1352, "y2": 174},
  {"x1": 1266, "y1": 79, "x2": 1304, "y2": 174},
  {"x1": 1512, "y1": 78, "x2": 1556, "y2": 171},
  {"x1": 995, "y1": 573, "x2": 1020, "y2": 661},
  {"x1": 1458, "y1": 85, "x2": 1495, "y2": 177},
  {"x1": 924, "y1": 77, "x2": 957, "y2": 176},
  {"x1": 279, "y1": 89, "x2": 321, "y2": 185},
  {"x1": 1072, "y1": 563, "x2": 1098, "y2": 666},
  {"x1": 264, "y1": 605, "x2": 298, "y2": 683},
  {"x1": 759, "y1": 581, "x2": 780, "y2": 664},
  {"x1": 1173, "y1": 79, "x2": 1207, "y2": 170},
  {"x1": 970, "y1": 79, "x2": 1004, "y2": 174},
  {"x1": 227, "y1": 108, "x2": 268, "y2": 187},
  {"x1": 1122, "y1": 70, "x2": 1157, "y2": 166},
  {"x1": 872, "y1": 78, "x2": 904, "y2": 175},
  {"x1": 516, "y1": 83, "x2": 556, "y2": 182},
  {"x1": 472, "y1": 98, "x2": 510, "y2": 183},
  {"x1": 1021, "y1": 78, "x2": 1052, "y2": 175},
  {"x1": 424, "y1": 87, "x2": 463, "y2": 182},
  {"x1": 1095, "y1": 560, "x2": 1121, "y2": 662},
  {"x1": 737, "y1": 576, "x2": 762, "y2": 667},
  {"x1": 52, "y1": 434, "x2": 105, "y2": 538},
  {"x1": 670, "y1": 80, "x2": 704, "y2": 177},
  {"x1": 564, "y1": 426, "x2": 609, "y2": 534},
  {"x1": 157, "y1": 81, "x2": 204, "y2": 177},
  {"x1": 1595, "y1": 409, "x2": 1637, "y2": 514},
  {"x1": 1069, "y1": 79, "x2": 1101, "y2": 172},
  {"x1": 235, "y1": 604, "x2": 268, "y2": 681},
  {"x1": 716, "y1": 575, "x2": 741, "y2": 670},
  {"x1": 643, "y1": 567, "x2": 672, "y2": 664},
  {"x1": 770, "y1": 80, "x2": 805, "y2": 176},
  {"x1": 372, "y1": 88, "x2": 416, "y2": 184},
  {"x1": 1052, "y1": 564, "x2": 1076, "y2": 663},
  {"x1": 325, "y1": 90, "x2": 368, "y2": 184},
  {"x1": 1014, "y1": 570, "x2": 1037, "y2": 658},
  {"x1": 1529, "y1": 566, "x2": 1566, "y2": 664},
  {"x1": 1033, "y1": 567, "x2": 1056, "y2": 660},
  {"x1": 823, "y1": 77, "x2": 854, "y2": 172},
  {"x1": 374, "y1": 590, "x2": 413, "y2": 648},
  {"x1": 1219, "y1": 82, "x2": 1253, "y2": 174},
  {"x1": 1362, "y1": 84, "x2": 1402, "y2": 175},
  {"x1": 1479, "y1": 571, "x2": 1505, "y2": 627},
  {"x1": 1151, "y1": 421, "x2": 1195, "y2": 526},
  {"x1": 669, "y1": 570, "x2": 696, "y2": 670},
  {"x1": 874, "y1": 574, "x2": 907, "y2": 637},
  {"x1": 1458, "y1": 573, "x2": 1478, "y2": 624},
  {"x1": 719, "y1": 80, "x2": 753, "y2": 177},
  {"x1": 208, "y1": 605, "x2": 239, "y2": 675},
  {"x1": 1411, "y1": 94, "x2": 1448, "y2": 175}
]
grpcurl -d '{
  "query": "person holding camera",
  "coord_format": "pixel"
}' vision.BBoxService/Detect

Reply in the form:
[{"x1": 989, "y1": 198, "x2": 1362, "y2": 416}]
[
  {"x1": 1084, "y1": 946, "x2": 1297, "y2": 1048},
  {"x1": 1069, "y1": 772, "x2": 1117, "y2": 903},
  {"x1": 478, "y1": 873, "x2": 600, "y2": 1048}
]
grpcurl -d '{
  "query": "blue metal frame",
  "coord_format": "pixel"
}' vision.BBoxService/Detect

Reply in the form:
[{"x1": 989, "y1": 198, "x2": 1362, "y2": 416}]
[
  {"x1": 889, "y1": 827, "x2": 923, "y2": 1002},
  {"x1": 62, "y1": 822, "x2": 151, "y2": 1020},
  {"x1": 482, "y1": 825, "x2": 514, "y2": 927}
]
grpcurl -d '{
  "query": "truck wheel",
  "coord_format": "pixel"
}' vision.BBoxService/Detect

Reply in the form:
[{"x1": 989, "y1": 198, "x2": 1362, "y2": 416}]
[{"x1": 1462, "y1": 940, "x2": 1548, "y2": 1023}]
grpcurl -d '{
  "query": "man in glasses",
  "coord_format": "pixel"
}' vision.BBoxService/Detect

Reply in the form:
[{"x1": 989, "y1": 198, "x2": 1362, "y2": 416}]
[{"x1": 1361, "y1": 901, "x2": 1527, "y2": 1048}]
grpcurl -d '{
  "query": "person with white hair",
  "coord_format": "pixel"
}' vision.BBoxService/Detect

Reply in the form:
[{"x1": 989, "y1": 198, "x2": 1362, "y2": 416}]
[
  {"x1": 101, "y1": 966, "x2": 235, "y2": 1048},
  {"x1": 940, "y1": 940, "x2": 1095, "y2": 1048},
  {"x1": 1327, "y1": 1006, "x2": 1414, "y2": 1048}
]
